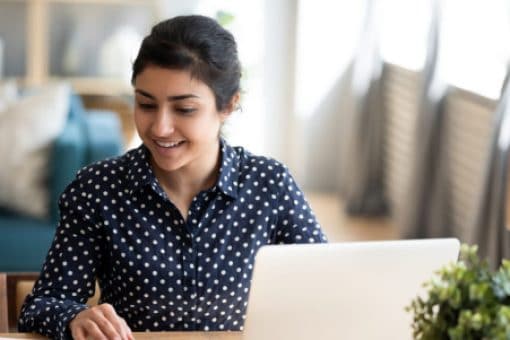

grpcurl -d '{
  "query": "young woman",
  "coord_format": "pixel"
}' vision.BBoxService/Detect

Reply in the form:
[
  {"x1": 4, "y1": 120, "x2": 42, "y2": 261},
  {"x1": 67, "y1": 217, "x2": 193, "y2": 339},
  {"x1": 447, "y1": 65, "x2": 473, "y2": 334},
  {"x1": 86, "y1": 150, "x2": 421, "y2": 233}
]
[{"x1": 19, "y1": 15, "x2": 327, "y2": 340}]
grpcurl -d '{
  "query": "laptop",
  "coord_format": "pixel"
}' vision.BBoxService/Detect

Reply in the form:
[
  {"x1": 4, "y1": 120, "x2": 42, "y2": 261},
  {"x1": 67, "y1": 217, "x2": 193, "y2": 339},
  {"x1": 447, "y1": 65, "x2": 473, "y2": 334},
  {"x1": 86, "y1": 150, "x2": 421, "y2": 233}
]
[{"x1": 242, "y1": 238, "x2": 460, "y2": 340}]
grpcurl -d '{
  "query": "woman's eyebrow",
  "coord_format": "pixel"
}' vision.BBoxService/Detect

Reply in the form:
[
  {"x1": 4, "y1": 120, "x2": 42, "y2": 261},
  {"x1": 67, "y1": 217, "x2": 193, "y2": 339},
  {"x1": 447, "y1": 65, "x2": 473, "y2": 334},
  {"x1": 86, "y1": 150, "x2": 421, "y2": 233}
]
[
  {"x1": 135, "y1": 89, "x2": 200, "y2": 101},
  {"x1": 135, "y1": 89, "x2": 155, "y2": 99},
  {"x1": 167, "y1": 94, "x2": 200, "y2": 101}
]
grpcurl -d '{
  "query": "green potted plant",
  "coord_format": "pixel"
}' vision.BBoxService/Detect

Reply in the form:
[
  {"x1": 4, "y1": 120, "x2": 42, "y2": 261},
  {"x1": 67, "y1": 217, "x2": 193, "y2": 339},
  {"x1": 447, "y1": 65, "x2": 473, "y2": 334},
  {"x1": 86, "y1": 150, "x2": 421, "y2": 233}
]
[{"x1": 407, "y1": 244, "x2": 510, "y2": 339}]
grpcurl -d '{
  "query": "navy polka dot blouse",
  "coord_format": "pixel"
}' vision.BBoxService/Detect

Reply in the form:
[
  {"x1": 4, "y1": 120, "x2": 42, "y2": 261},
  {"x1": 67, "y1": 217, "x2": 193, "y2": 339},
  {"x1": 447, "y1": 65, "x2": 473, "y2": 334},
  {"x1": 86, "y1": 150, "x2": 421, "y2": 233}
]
[{"x1": 18, "y1": 139, "x2": 327, "y2": 339}]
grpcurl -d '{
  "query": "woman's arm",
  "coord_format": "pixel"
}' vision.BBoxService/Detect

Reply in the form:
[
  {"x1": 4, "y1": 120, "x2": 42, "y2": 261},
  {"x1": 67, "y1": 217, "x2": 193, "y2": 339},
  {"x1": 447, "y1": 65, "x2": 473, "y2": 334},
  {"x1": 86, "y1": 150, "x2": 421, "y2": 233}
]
[
  {"x1": 18, "y1": 225, "x2": 94, "y2": 335},
  {"x1": 17, "y1": 175, "x2": 130, "y2": 339},
  {"x1": 273, "y1": 167, "x2": 328, "y2": 244}
]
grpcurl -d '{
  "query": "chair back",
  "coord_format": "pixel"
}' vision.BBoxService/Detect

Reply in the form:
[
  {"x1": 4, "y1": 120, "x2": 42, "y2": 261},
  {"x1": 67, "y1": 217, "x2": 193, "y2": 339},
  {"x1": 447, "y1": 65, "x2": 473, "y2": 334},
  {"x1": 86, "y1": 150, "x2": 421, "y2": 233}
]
[
  {"x1": 0, "y1": 272, "x2": 100, "y2": 332},
  {"x1": 381, "y1": 64, "x2": 422, "y2": 233},
  {"x1": 441, "y1": 90, "x2": 497, "y2": 243}
]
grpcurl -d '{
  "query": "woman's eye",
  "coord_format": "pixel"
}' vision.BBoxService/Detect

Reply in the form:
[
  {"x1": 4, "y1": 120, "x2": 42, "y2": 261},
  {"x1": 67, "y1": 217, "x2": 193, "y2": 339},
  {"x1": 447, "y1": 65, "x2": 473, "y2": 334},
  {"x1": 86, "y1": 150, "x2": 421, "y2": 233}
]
[
  {"x1": 176, "y1": 108, "x2": 197, "y2": 114},
  {"x1": 137, "y1": 103, "x2": 157, "y2": 110}
]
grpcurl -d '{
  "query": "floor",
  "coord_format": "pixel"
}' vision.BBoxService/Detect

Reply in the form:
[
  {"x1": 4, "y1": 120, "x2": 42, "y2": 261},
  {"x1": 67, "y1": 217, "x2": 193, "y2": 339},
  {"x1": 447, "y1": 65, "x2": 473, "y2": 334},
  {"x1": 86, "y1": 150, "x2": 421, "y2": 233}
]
[{"x1": 306, "y1": 192, "x2": 399, "y2": 242}]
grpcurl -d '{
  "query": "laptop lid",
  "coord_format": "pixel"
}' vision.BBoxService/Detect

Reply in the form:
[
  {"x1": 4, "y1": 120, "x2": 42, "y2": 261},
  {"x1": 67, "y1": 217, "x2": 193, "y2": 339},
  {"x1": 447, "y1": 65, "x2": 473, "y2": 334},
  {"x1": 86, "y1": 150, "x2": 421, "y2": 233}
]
[{"x1": 242, "y1": 238, "x2": 460, "y2": 340}]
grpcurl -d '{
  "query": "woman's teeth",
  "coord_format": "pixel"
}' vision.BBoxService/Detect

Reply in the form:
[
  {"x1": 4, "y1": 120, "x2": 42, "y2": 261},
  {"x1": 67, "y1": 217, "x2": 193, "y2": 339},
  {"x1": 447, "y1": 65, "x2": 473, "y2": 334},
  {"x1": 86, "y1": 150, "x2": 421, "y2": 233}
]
[{"x1": 155, "y1": 140, "x2": 184, "y2": 148}]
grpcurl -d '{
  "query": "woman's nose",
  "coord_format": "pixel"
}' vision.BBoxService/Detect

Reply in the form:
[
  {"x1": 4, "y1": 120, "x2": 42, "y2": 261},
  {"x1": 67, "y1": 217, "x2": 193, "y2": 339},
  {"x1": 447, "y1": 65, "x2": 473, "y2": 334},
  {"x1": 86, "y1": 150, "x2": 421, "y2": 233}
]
[{"x1": 151, "y1": 109, "x2": 175, "y2": 137}]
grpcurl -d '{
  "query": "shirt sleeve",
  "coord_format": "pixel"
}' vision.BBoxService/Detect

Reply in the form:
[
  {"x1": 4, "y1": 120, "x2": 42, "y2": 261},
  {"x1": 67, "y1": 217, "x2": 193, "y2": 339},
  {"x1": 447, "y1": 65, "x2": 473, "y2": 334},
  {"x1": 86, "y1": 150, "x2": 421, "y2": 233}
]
[
  {"x1": 18, "y1": 177, "x2": 103, "y2": 340},
  {"x1": 273, "y1": 167, "x2": 328, "y2": 244}
]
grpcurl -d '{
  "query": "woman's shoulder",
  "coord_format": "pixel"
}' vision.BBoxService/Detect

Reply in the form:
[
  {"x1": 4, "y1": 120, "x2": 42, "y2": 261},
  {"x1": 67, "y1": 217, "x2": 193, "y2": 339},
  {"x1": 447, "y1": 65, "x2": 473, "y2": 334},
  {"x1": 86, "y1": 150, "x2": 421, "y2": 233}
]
[
  {"x1": 75, "y1": 148, "x2": 138, "y2": 181},
  {"x1": 59, "y1": 147, "x2": 143, "y2": 206},
  {"x1": 227, "y1": 143, "x2": 292, "y2": 186},
  {"x1": 58, "y1": 147, "x2": 145, "y2": 218},
  {"x1": 62, "y1": 146, "x2": 146, "y2": 198}
]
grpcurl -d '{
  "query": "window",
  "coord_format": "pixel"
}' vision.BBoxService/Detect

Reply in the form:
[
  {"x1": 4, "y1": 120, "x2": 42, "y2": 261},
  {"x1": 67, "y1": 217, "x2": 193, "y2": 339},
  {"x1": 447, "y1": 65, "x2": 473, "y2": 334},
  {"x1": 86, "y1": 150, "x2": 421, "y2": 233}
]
[
  {"x1": 295, "y1": 1, "x2": 366, "y2": 118},
  {"x1": 379, "y1": 0, "x2": 433, "y2": 71},
  {"x1": 438, "y1": 0, "x2": 510, "y2": 99}
]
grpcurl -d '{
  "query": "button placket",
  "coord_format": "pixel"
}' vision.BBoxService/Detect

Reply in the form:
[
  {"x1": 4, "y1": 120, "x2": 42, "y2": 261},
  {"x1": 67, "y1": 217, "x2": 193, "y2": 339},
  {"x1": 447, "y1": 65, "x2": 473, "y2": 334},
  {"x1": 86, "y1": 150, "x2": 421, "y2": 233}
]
[{"x1": 185, "y1": 194, "x2": 208, "y2": 330}]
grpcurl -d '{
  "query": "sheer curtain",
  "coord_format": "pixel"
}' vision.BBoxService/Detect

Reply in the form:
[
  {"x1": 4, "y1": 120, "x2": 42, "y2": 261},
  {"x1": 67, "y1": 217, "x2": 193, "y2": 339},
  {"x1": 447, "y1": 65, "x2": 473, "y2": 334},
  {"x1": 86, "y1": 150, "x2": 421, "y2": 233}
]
[
  {"x1": 397, "y1": 0, "x2": 448, "y2": 238},
  {"x1": 340, "y1": 0, "x2": 387, "y2": 216},
  {"x1": 474, "y1": 69, "x2": 510, "y2": 269}
]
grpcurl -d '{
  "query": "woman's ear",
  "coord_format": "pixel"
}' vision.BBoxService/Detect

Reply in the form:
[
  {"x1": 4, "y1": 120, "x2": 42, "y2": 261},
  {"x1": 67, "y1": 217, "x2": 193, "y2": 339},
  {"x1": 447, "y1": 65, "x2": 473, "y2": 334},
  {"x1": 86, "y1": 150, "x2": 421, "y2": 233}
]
[{"x1": 220, "y1": 92, "x2": 241, "y2": 121}]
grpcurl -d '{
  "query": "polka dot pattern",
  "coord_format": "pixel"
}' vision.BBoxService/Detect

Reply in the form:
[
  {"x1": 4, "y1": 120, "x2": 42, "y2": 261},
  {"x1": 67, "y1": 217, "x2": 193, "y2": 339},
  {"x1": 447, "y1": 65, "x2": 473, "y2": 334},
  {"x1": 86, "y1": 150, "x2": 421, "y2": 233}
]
[{"x1": 18, "y1": 140, "x2": 327, "y2": 339}]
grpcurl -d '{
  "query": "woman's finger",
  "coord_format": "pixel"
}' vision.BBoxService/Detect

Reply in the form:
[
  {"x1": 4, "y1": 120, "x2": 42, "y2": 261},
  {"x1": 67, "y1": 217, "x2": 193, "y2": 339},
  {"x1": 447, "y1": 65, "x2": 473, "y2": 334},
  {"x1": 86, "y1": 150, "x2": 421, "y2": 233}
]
[
  {"x1": 120, "y1": 317, "x2": 134, "y2": 340},
  {"x1": 88, "y1": 311, "x2": 122, "y2": 340},
  {"x1": 100, "y1": 304, "x2": 130, "y2": 340},
  {"x1": 71, "y1": 324, "x2": 87, "y2": 340},
  {"x1": 82, "y1": 319, "x2": 108, "y2": 340}
]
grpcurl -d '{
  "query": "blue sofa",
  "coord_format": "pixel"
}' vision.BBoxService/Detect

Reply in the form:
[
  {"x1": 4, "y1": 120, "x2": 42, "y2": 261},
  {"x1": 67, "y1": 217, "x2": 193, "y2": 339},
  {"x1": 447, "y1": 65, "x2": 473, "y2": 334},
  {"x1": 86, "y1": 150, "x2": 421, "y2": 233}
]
[{"x1": 0, "y1": 94, "x2": 124, "y2": 272}]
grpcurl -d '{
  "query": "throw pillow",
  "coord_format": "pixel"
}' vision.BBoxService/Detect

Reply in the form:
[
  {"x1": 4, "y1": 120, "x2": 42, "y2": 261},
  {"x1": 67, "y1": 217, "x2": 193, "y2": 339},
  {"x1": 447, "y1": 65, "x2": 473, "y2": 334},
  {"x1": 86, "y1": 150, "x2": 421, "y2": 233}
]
[
  {"x1": 0, "y1": 80, "x2": 18, "y2": 113},
  {"x1": 0, "y1": 82, "x2": 70, "y2": 219}
]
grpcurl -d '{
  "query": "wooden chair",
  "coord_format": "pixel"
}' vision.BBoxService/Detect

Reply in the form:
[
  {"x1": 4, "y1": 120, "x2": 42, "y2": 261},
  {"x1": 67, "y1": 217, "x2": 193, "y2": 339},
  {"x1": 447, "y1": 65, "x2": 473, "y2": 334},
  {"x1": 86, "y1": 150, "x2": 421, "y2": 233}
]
[{"x1": 0, "y1": 272, "x2": 100, "y2": 332}]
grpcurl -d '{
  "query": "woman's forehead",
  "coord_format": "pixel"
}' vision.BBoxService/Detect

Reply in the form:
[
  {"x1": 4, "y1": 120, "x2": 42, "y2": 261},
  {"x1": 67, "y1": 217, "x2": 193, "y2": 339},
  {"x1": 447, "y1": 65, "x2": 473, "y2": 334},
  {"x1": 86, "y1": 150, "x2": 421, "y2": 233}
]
[{"x1": 134, "y1": 66, "x2": 213, "y2": 99}]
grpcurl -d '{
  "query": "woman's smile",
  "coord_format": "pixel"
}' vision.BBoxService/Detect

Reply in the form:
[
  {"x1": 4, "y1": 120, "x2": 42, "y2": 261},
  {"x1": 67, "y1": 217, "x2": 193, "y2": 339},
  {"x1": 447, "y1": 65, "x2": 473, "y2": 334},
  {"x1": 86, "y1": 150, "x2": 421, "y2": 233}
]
[{"x1": 152, "y1": 139, "x2": 187, "y2": 158}]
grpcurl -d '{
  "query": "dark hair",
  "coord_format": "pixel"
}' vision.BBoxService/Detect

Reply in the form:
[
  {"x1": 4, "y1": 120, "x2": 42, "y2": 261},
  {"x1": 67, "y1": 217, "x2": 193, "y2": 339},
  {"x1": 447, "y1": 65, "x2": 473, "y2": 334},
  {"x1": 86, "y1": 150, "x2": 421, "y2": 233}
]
[{"x1": 132, "y1": 15, "x2": 241, "y2": 111}]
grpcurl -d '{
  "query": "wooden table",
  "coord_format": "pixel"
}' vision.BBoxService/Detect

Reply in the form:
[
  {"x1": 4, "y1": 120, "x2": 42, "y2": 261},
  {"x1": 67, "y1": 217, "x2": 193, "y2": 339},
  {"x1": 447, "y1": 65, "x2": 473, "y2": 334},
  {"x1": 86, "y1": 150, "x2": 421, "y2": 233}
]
[{"x1": 0, "y1": 332, "x2": 242, "y2": 339}]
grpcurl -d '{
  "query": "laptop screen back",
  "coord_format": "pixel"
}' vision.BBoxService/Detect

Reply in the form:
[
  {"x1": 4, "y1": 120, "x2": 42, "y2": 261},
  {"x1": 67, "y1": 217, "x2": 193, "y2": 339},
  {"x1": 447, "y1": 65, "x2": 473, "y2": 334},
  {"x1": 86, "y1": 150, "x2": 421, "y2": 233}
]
[{"x1": 242, "y1": 238, "x2": 460, "y2": 340}]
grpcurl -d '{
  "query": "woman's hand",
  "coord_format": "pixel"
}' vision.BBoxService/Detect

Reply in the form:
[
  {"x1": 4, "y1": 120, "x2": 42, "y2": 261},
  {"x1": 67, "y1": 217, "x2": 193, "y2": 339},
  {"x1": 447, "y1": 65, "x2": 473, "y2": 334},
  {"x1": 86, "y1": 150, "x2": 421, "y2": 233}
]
[{"x1": 69, "y1": 303, "x2": 134, "y2": 340}]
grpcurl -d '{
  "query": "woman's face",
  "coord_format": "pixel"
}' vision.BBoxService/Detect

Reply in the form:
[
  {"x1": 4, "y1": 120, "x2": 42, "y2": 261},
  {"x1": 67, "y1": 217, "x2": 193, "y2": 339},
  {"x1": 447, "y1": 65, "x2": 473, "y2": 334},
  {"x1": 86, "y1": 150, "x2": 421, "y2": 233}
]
[{"x1": 133, "y1": 65, "x2": 230, "y2": 174}]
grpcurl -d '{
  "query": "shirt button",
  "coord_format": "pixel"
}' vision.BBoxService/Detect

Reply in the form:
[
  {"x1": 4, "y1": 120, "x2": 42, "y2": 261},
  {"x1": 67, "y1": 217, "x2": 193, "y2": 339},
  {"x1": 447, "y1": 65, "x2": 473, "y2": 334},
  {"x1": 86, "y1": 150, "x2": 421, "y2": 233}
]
[{"x1": 182, "y1": 234, "x2": 192, "y2": 246}]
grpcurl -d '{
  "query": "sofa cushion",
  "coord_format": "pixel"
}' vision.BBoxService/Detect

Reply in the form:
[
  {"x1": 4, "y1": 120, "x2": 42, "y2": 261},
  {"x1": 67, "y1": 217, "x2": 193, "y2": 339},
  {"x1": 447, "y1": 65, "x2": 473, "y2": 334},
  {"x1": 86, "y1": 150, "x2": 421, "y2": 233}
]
[
  {"x1": 48, "y1": 117, "x2": 88, "y2": 222},
  {"x1": 0, "y1": 83, "x2": 70, "y2": 219},
  {"x1": 85, "y1": 110, "x2": 124, "y2": 163},
  {"x1": 0, "y1": 212, "x2": 55, "y2": 272}
]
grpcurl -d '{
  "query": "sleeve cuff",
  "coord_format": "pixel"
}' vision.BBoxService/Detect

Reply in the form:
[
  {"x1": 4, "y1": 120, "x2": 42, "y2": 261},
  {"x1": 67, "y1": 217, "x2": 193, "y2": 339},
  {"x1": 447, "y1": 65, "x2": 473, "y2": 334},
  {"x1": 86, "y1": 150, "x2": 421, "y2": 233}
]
[{"x1": 56, "y1": 303, "x2": 89, "y2": 340}]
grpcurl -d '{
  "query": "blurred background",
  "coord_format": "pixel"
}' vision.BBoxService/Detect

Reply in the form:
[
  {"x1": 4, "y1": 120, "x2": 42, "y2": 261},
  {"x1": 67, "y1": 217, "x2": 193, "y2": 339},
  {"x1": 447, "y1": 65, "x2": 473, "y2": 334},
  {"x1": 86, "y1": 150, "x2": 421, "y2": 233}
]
[{"x1": 1, "y1": 0, "x2": 510, "y2": 273}]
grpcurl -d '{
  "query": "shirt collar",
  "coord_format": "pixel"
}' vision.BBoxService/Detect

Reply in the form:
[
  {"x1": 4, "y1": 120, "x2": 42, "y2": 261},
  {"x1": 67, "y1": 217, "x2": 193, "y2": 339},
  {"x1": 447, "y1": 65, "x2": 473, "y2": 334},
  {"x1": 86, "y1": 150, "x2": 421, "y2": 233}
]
[
  {"x1": 126, "y1": 140, "x2": 240, "y2": 199},
  {"x1": 126, "y1": 145, "x2": 159, "y2": 196},
  {"x1": 216, "y1": 138, "x2": 240, "y2": 199}
]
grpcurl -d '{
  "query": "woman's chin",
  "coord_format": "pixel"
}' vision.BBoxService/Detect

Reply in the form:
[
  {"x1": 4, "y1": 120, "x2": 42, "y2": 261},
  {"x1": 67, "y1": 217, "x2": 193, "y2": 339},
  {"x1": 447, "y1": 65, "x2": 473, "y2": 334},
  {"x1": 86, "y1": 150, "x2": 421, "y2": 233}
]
[
  {"x1": 149, "y1": 146, "x2": 188, "y2": 173},
  {"x1": 152, "y1": 156, "x2": 186, "y2": 173}
]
